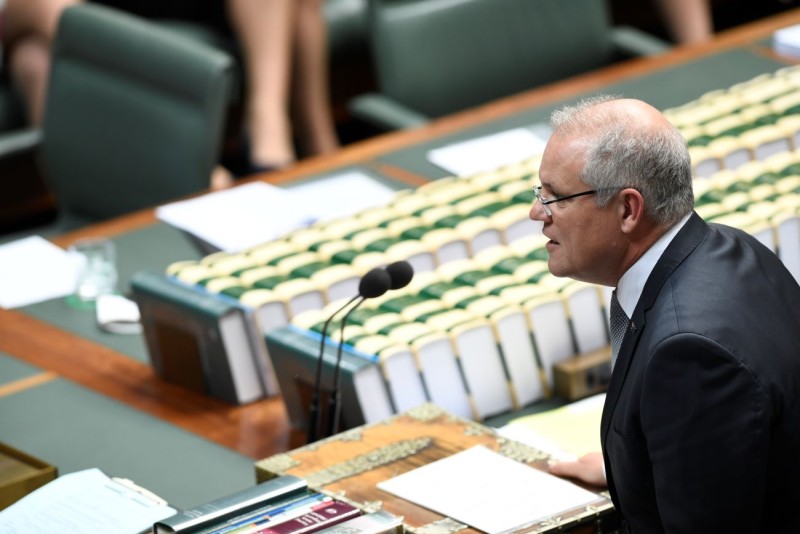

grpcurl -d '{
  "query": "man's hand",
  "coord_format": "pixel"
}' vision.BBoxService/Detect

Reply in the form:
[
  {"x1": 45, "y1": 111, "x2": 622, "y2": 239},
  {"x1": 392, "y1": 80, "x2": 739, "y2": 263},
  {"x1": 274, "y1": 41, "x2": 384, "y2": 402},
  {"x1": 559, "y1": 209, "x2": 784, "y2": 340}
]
[{"x1": 548, "y1": 452, "x2": 608, "y2": 487}]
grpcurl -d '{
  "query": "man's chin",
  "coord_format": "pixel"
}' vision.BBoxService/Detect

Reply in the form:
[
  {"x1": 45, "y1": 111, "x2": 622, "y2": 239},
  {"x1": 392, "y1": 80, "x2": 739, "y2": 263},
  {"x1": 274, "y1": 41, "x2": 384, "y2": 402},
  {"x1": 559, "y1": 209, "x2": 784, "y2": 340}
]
[{"x1": 546, "y1": 260, "x2": 569, "y2": 278}]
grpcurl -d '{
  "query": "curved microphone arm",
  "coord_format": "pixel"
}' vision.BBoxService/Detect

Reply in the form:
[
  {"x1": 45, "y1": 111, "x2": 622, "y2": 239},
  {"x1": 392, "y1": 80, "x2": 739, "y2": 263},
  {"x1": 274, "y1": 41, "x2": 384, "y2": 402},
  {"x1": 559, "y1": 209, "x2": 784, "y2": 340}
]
[
  {"x1": 307, "y1": 294, "x2": 359, "y2": 443},
  {"x1": 326, "y1": 296, "x2": 367, "y2": 437}
]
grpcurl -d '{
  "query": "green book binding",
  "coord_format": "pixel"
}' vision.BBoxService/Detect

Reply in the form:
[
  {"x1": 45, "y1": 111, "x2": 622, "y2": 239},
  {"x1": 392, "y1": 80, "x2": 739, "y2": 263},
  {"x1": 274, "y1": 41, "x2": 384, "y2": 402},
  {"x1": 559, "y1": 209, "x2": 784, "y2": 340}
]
[
  {"x1": 266, "y1": 325, "x2": 394, "y2": 433},
  {"x1": 131, "y1": 271, "x2": 271, "y2": 405}
]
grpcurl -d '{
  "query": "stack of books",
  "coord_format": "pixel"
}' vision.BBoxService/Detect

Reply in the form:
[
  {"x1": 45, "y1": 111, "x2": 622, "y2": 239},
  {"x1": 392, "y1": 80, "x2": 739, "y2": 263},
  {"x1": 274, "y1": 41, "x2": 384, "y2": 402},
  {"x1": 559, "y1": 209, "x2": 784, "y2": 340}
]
[
  {"x1": 153, "y1": 474, "x2": 403, "y2": 534},
  {"x1": 132, "y1": 65, "x2": 800, "y2": 423}
]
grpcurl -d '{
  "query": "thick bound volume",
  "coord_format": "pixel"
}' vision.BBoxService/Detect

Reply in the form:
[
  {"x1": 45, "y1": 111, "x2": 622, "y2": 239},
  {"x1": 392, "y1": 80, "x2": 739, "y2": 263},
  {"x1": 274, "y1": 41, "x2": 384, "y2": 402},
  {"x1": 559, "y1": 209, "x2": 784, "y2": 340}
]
[
  {"x1": 131, "y1": 271, "x2": 272, "y2": 404},
  {"x1": 257, "y1": 500, "x2": 361, "y2": 534},
  {"x1": 266, "y1": 325, "x2": 394, "y2": 432},
  {"x1": 153, "y1": 474, "x2": 307, "y2": 533},
  {"x1": 315, "y1": 511, "x2": 403, "y2": 534}
]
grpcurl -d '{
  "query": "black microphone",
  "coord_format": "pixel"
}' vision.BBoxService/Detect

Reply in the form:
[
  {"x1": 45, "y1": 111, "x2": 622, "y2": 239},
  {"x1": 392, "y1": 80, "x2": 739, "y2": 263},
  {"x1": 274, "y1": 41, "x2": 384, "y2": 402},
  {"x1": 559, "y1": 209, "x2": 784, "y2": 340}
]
[
  {"x1": 325, "y1": 266, "x2": 393, "y2": 437},
  {"x1": 326, "y1": 262, "x2": 414, "y2": 436},
  {"x1": 307, "y1": 267, "x2": 391, "y2": 443},
  {"x1": 385, "y1": 260, "x2": 414, "y2": 290}
]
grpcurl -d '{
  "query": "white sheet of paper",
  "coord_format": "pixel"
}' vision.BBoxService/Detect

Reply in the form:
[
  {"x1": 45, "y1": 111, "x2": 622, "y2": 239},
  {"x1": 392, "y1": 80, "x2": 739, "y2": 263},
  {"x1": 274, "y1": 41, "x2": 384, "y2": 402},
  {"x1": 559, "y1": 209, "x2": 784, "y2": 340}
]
[
  {"x1": 156, "y1": 182, "x2": 309, "y2": 253},
  {"x1": 283, "y1": 170, "x2": 398, "y2": 226},
  {"x1": 774, "y1": 24, "x2": 800, "y2": 56},
  {"x1": 0, "y1": 468, "x2": 176, "y2": 534},
  {"x1": 156, "y1": 173, "x2": 398, "y2": 252},
  {"x1": 377, "y1": 445, "x2": 602, "y2": 534},
  {"x1": 0, "y1": 236, "x2": 81, "y2": 309},
  {"x1": 427, "y1": 127, "x2": 548, "y2": 176}
]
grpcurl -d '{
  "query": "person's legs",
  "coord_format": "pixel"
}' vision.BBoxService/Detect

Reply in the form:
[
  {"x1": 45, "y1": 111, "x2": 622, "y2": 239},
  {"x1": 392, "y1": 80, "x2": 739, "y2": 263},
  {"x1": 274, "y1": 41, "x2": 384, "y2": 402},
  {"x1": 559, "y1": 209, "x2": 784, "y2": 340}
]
[
  {"x1": 7, "y1": 36, "x2": 50, "y2": 125},
  {"x1": 3, "y1": 0, "x2": 80, "y2": 125},
  {"x1": 2, "y1": 0, "x2": 77, "y2": 44},
  {"x1": 292, "y1": 0, "x2": 339, "y2": 157},
  {"x1": 653, "y1": 0, "x2": 713, "y2": 45},
  {"x1": 225, "y1": 0, "x2": 295, "y2": 169}
]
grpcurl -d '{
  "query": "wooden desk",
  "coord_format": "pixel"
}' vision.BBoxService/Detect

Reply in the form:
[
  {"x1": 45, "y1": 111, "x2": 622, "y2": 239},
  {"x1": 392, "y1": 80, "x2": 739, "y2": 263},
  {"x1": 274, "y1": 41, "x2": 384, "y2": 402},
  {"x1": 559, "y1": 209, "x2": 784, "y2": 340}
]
[
  {"x1": 1, "y1": 9, "x2": 799, "y2": 462},
  {"x1": 255, "y1": 404, "x2": 616, "y2": 534}
]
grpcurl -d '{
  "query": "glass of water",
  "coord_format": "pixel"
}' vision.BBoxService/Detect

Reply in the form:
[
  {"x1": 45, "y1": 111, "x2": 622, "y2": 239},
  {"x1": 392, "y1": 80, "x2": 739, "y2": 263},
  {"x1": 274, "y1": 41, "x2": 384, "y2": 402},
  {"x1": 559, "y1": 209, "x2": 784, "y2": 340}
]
[{"x1": 69, "y1": 237, "x2": 118, "y2": 303}]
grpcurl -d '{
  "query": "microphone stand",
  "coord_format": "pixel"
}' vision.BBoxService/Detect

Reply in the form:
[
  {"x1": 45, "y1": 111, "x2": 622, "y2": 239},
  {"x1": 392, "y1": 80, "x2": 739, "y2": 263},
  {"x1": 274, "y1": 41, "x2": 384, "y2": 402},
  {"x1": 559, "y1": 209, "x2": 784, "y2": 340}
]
[
  {"x1": 326, "y1": 296, "x2": 366, "y2": 437},
  {"x1": 306, "y1": 295, "x2": 359, "y2": 444}
]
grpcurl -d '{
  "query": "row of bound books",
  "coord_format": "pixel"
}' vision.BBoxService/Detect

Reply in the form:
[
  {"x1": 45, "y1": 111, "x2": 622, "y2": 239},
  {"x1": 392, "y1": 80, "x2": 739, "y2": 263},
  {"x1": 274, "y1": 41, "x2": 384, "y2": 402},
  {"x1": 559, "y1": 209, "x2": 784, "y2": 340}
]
[
  {"x1": 153, "y1": 474, "x2": 403, "y2": 534},
  {"x1": 131, "y1": 65, "x2": 800, "y2": 415}
]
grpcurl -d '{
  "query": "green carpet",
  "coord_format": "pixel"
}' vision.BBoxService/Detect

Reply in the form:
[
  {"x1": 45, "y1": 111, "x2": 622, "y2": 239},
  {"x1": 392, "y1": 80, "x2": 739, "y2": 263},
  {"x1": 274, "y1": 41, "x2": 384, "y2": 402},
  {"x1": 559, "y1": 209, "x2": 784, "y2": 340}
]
[{"x1": 0, "y1": 353, "x2": 254, "y2": 510}]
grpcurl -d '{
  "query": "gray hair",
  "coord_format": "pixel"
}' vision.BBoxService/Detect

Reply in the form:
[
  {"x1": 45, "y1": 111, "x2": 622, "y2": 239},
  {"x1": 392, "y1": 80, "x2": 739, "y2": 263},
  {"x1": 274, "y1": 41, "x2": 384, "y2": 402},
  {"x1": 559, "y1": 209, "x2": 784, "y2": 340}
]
[{"x1": 550, "y1": 95, "x2": 694, "y2": 226}]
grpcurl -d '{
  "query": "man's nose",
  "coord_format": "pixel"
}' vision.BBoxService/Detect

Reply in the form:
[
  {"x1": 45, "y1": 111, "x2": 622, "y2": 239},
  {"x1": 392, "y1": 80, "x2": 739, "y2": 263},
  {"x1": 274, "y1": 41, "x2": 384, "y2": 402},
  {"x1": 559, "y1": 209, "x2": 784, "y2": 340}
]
[{"x1": 529, "y1": 200, "x2": 550, "y2": 222}]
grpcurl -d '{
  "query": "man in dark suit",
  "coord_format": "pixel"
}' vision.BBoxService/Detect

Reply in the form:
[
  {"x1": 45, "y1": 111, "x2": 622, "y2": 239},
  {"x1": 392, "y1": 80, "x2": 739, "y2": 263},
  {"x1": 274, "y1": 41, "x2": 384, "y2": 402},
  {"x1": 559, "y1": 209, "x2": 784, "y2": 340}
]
[{"x1": 536, "y1": 96, "x2": 800, "y2": 532}]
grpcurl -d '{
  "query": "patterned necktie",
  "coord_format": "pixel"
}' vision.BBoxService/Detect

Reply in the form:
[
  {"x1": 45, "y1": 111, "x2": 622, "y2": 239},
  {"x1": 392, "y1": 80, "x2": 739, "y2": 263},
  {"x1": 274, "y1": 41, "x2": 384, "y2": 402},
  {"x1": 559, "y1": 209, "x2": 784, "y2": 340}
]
[{"x1": 610, "y1": 290, "x2": 629, "y2": 371}]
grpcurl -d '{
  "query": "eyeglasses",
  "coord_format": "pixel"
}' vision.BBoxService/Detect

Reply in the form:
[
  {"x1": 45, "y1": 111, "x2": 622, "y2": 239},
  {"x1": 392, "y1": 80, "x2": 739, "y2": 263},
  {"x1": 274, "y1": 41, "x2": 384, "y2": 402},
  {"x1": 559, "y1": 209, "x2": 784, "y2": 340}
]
[{"x1": 532, "y1": 185, "x2": 597, "y2": 216}]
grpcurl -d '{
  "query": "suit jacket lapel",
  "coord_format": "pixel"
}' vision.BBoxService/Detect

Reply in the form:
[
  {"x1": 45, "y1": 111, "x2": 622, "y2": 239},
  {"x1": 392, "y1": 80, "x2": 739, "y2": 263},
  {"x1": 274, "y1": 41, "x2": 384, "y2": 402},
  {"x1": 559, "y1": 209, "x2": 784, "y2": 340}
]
[{"x1": 600, "y1": 213, "x2": 708, "y2": 444}]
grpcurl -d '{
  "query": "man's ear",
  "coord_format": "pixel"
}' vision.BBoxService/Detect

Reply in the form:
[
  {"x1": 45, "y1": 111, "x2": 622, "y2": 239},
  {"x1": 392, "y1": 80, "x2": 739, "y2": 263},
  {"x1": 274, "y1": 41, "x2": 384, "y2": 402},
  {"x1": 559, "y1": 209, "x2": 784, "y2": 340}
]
[{"x1": 619, "y1": 188, "x2": 645, "y2": 234}]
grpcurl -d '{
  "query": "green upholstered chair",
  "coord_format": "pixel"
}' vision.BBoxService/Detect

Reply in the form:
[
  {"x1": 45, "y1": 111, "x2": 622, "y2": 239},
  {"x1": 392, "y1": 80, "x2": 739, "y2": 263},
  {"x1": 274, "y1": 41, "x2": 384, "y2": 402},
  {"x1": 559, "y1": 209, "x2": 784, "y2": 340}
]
[
  {"x1": 0, "y1": 0, "x2": 370, "y2": 236},
  {"x1": 0, "y1": 3, "x2": 234, "y2": 237},
  {"x1": 350, "y1": 0, "x2": 672, "y2": 131}
]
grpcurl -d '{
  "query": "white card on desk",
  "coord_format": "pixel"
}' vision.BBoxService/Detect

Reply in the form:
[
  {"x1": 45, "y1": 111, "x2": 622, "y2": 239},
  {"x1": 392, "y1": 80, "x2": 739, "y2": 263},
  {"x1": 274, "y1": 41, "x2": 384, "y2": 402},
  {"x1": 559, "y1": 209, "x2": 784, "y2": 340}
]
[
  {"x1": 377, "y1": 445, "x2": 602, "y2": 534},
  {"x1": 156, "y1": 182, "x2": 307, "y2": 253},
  {"x1": 774, "y1": 24, "x2": 800, "y2": 57},
  {"x1": 427, "y1": 127, "x2": 549, "y2": 176},
  {"x1": 283, "y1": 170, "x2": 397, "y2": 225},
  {"x1": 156, "y1": 173, "x2": 398, "y2": 253},
  {"x1": 0, "y1": 236, "x2": 81, "y2": 309}
]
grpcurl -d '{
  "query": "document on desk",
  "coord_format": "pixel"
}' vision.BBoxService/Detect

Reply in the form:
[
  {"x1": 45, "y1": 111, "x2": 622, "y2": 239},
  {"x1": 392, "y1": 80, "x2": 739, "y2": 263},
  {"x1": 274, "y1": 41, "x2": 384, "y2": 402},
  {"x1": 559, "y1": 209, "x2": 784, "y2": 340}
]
[
  {"x1": 0, "y1": 468, "x2": 176, "y2": 533},
  {"x1": 773, "y1": 24, "x2": 800, "y2": 57},
  {"x1": 156, "y1": 172, "x2": 397, "y2": 252},
  {"x1": 497, "y1": 393, "x2": 605, "y2": 461},
  {"x1": 156, "y1": 182, "x2": 309, "y2": 253},
  {"x1": 282, "y1": 170, "x2": 398, "y2": 225},
  {"x1": 377, "y1": 445, "x2": 602, "y2": 534},
  {"x1": 0, "y1": 235, "x2": 80, "y2": 309},
  {"x1": 427, "y1": 126, "x2": 550, "y2": 176}
]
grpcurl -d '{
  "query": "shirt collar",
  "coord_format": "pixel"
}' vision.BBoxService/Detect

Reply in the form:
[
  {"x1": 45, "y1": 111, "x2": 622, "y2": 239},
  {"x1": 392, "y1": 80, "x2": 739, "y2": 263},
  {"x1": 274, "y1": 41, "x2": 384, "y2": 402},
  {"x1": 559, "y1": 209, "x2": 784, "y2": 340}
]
[{"x1": 616, "y1": 212, "x2": 692, "y2": 317}]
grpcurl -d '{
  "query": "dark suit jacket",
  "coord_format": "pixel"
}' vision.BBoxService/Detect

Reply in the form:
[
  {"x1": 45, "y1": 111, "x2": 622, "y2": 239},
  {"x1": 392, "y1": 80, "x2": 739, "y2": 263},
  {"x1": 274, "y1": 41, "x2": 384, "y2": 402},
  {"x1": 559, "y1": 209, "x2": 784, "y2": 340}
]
[{"x1": 601, "y1": 212, "x2": 800, "y2": 533}]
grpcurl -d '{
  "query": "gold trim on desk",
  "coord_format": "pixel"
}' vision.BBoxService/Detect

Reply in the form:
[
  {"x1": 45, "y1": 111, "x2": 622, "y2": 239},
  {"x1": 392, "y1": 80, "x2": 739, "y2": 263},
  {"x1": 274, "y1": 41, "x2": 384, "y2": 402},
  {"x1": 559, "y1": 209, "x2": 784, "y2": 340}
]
[{"x1": 255, "y1": 404, "x2": 612, "y2": 534}]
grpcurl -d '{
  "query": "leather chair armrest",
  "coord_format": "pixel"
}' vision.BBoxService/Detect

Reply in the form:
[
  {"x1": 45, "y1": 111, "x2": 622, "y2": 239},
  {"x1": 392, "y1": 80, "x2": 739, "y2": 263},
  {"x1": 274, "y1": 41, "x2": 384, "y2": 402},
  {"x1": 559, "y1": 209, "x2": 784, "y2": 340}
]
[
  {"x1": 349, "y1": 93, "x2": 430, "y2": 131},
  {"x1": 0, "y1": 128, "x2": 42, "y2": 159},
  {"x1": 611, "y1": 26, "x2": 672, "y2": 57}
]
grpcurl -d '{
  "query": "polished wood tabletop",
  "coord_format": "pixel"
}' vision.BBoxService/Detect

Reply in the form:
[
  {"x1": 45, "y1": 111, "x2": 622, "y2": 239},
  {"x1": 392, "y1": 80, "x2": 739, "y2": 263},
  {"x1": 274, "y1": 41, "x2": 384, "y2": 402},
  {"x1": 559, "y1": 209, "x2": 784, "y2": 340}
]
[{"x1": 2, "y1": 9, "x2": 799, "y2": 462}]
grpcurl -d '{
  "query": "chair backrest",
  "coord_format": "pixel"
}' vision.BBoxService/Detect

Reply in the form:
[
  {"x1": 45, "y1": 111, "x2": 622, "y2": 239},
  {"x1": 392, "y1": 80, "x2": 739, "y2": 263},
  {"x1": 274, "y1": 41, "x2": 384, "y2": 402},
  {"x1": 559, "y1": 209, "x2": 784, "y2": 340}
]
[
  {"x1": 41, "y1": 4, "x2": 234, "y2": 228},
  {"x1": 368, "y1": 0, "x2": 616, "y2": 118}
]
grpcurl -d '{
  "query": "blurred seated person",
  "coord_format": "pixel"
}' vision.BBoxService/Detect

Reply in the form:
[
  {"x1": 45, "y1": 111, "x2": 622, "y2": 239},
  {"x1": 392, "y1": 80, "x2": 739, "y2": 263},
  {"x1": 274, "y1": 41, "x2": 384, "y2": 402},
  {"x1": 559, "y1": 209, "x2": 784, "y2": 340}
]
[
  {"x1": 1, "y1": 0, "x2": 340, "y2": 186},
  {"x1": 654, "y1": 0, "x2": 713, "y2": 44}
]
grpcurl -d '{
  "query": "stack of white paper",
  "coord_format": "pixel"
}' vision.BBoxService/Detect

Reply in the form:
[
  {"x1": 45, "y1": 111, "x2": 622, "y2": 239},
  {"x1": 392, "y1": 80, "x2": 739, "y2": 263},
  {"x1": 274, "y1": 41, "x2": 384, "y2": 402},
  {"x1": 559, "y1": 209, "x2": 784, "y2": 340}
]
[
  {"x1": 0, "y1": 468, "x2": 176, "y2": 533},
  {"x1": 377, "y1": 445, "x2": 602, "y2": 534},
  {"x1": 0, "y1": 236, "x2": 81, "y2": 309},
  {"x1": 156, "y1": 172, "x2": 398, "y2": 253},
  {"x1": 427, "y1": 127, "x2": 549, "y2": 176},
  {"x1": 774, "y1": 24, "x2": 800, "y2": 57}
]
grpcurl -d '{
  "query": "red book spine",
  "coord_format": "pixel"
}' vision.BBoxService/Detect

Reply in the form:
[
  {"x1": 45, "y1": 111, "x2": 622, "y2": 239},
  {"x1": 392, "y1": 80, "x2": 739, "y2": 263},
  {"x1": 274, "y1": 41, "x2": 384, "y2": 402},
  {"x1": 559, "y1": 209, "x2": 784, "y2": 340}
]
[{"x1": 256, "y1": 501, "x2": 362, "y2": 534}]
